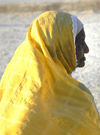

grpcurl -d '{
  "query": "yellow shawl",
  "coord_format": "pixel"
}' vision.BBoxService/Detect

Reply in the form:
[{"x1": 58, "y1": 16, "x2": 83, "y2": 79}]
[{"x1": 0, "y1": 11, "x2": 100, "y2": 135}]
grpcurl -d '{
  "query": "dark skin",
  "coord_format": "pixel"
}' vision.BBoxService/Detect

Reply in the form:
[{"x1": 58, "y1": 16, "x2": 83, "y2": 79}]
[{"x1": 75, "y1": 28, "x2": 89, "y2": 67}]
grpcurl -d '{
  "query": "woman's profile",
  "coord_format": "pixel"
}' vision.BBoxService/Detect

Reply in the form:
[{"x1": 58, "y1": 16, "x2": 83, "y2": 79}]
[{"x1": 0, "y1": 11, "x2": 100, "y2": 135}]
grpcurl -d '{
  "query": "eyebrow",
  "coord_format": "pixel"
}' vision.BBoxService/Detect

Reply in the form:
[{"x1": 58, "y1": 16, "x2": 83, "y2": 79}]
[{"x1": 81, "y1": 34, "x2": 85, "y2": 41}]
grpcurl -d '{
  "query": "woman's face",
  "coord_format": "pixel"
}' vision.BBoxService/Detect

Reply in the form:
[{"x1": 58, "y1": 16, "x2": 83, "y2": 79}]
[{"x1": 75, "y1": 29, "x2": 89, "y2": 67}]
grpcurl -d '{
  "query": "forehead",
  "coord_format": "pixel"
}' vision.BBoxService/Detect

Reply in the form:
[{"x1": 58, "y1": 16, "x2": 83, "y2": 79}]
[
  {"x1": 80, "y1": 29, "x2": 85, "y2": 37},
  {"x1": 76, "y1": 28, "x2": 85, "y2": 41},
  {"x1": 79, "y1": 29, "x2": 85, "y2": 38}
]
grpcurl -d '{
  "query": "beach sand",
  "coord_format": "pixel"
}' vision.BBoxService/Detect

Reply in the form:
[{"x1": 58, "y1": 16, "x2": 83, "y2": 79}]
[{"x1": 0, "y1": 1, "x2": 100, "y2": 113}]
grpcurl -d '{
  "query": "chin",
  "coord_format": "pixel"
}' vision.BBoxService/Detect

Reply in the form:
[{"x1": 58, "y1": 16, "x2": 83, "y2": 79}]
[{"x1": 77, "y1": 61, "x2": 85, "y2": 67}]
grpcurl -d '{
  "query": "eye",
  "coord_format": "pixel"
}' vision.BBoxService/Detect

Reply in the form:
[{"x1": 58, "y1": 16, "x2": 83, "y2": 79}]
[
  {"x1": 76, "y1": 39, "x2": 85, "y2": 51},
  {"x1": 76, "y1": 44, "x2": 83, "y2": 51}
]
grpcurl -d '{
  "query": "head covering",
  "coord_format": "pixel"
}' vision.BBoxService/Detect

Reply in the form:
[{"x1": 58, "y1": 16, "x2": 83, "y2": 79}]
[
  {"x1": 71, "y1": 14, "x2": 83, "y2": 42},
  {"x1": 71, "y1": 14, "x2": 83, "y2": 66},
  {"x1": 0, "y1": 11, "x2": 100, "y2": 135}
]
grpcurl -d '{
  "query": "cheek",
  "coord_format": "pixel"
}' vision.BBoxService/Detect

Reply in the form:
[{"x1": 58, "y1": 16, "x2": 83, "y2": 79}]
[
  {"x1": 76, "y1": 50, "x2": 80, "y2": 60},
  {"x1": 76, "y1": 50, "x2": 84, "y2": 60}
]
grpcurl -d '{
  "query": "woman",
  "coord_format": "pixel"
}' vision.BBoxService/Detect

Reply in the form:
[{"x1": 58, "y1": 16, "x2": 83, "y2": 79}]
[{"x1": 0, "y1": 11, "x2": 100, "y2": 135}]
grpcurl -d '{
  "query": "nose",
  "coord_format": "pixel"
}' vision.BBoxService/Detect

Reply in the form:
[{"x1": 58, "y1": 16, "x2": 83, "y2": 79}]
[{"x1": 84, "y1": 42, "x2": 89, "y2": 53}]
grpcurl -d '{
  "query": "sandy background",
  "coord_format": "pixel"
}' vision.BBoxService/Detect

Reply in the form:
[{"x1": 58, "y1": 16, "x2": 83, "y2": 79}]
[
  {"x1": 0, "y1": 0, "x2": 100, "y2": 113},
  {"x1": 0, "y1": 0, "x2": 100, "y2": 13}
]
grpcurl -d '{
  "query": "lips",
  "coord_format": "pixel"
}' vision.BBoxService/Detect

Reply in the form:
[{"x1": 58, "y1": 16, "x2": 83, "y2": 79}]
[
  {"x1": 76, "y1": 56, "x2": 86, "y2": 67},
  {"x1": 79, "y1": 56, "x2": 86, "y2": 64}
]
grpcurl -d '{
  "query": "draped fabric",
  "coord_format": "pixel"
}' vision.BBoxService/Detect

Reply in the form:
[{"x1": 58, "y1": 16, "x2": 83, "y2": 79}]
[{"x1": 0, "y1": 11, "x2": 100, "y2": 135}]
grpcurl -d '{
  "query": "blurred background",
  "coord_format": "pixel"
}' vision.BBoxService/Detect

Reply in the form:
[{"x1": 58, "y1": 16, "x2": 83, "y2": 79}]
[{"x1": 0, "y1": 0, "x2": 100, "y2": 113}]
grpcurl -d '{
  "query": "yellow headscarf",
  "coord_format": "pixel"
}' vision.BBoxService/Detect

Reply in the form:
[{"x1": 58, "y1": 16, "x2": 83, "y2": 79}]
[{"x1": 0, "y1": 11, "x2": 100, "y2": 135}]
